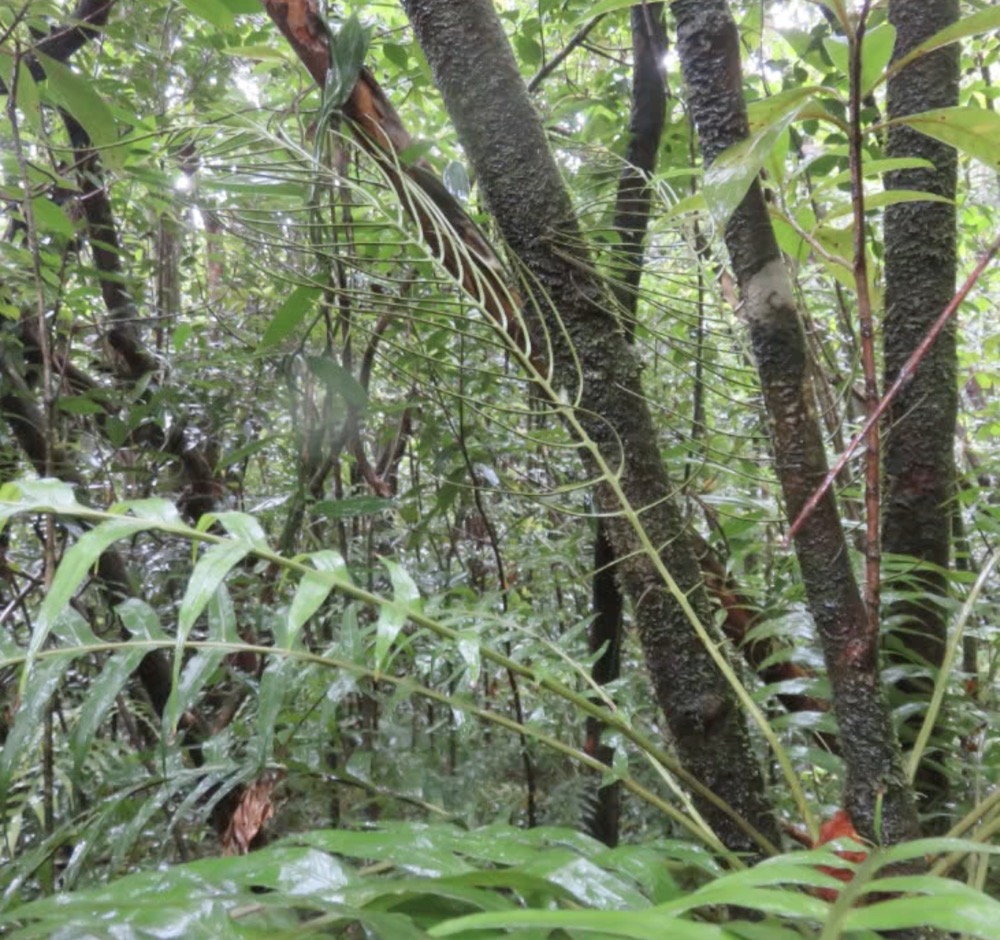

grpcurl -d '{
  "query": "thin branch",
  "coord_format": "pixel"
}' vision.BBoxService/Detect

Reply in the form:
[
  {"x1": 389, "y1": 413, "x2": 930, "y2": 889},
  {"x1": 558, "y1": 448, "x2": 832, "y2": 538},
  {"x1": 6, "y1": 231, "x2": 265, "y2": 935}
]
[
  {"x1": 527, "y1": 14, "x2": 605, "y2": 93},
  {"x1": 786, "y1": 229, "x2": 1000, "y2": 545}
]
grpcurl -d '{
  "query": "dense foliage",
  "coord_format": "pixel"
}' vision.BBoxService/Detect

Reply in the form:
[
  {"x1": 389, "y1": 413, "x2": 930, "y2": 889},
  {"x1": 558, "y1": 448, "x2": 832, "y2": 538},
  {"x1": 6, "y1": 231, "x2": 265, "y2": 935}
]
[{"x1": 1, "y1": 0, "x2": 1000, "y2": 936}]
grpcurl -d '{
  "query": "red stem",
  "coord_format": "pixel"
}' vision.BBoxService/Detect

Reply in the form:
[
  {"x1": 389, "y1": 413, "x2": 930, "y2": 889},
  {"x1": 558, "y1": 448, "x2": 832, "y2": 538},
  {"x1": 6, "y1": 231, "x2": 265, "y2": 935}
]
[{"x1": 786, "y1": 228, "x2": 1000, "y2": 545}]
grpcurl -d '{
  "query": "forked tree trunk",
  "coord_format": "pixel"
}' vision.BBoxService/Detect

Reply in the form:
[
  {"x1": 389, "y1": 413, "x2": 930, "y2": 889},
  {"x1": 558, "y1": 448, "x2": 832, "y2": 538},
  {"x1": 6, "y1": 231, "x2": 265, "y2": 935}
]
[
  {"x1": 883, "y1": 0, "x2": 959, "y2": 812},
  {"x1": 403, "y1": 0, "x2": 778, "y2": 854},
  {"x1": 671, "y1": 0, "x2": 919, "y2": 844}
]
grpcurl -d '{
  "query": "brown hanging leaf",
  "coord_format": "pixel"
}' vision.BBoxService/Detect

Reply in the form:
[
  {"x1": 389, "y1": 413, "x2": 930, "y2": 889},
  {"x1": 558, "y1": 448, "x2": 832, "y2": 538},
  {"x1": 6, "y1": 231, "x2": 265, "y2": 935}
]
[{"x1": 221, "y1": 770, "x2": 283, "y2": 855}]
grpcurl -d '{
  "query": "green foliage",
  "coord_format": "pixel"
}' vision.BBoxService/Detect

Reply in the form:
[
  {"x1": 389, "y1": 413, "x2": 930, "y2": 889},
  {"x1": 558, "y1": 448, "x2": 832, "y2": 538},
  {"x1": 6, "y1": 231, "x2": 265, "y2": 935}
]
[{"x1": 1, "y1": 0, "x2": 1000, "y2": 934}]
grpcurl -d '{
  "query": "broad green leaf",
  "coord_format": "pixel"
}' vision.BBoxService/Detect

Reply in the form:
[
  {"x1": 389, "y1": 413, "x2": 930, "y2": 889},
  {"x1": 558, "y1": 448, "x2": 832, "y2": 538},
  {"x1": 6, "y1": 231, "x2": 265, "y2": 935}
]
[
  {"x1": 823, "y1": 188, "x2": 953, "y2": 221},
  {"x1": 2, "y1": 477, "x2": 79, "y2": 511},
  {"x1": 36, "y1": 54, "x2": 118, "y2": 164},
  {"x1": 217, "y1": 0, "x2": 260, "y2": 11},
  {"x1": 325, "y1": 15, "x2": 371, "y2": 112},
  {"x1": 29, "y1": 195, "x2": 76, "y2": 239},
  {"x1": 283, "y1": 550, "x2": 349, "y2": 648},
  {"x1": 895, "y1": 106, "x2": 1000, "y2": 172},
  {"x1": 382, "y1": 41, "x2": 410, "y2": 70},
  {"x1": 212, "y1": 510, "x2": 269, "y2": 548},
  {"x1": 571, "y1": 1, "x2": 629, "y2": 27},
  {"x1": 705, "y1": 86, "x2": 830, "y2": 227},
  {"x1": 165, "y1": 652, "x2": 224, "y2": 739},
  {"x1": 886, "y1": 7, "x2": 1000, "y2": 83},
  {"x1": 374, "y1": 558, "x2": 421, "y2": 673},
  {"x1": 314, "y1": 496, "x2": 393, "y2": 519},
  {"x1": 168, "y1": 541, "x2": 250, "y2": 728},
  {"x1": 176, "y1": 0, "x2": 234, "y2": 29},
  {"x1": 814, "y1": 156, "x2": 934, "y2": 189},
  {"x1": 176, "y1": 541, "x2": 249, "y2": 642},
  {"x1": 306, "y1": 355, "x2": 368, "y2": 409},
  {"x1": 259, "y1": 284, "x2": 323, "y2": 348},
  {"x1": 846, "y1": 892, "x2": 1000, "y2": 938},
  {"x1": 117, "y1": 597, "x2": 168, "y2": 640},
  {"x1": 430, "y1": 907, "x2": 733, "y2": 939},
  {"x1": 877, "y1": 836, "x2": 1000, "y2": 866},
  {"x1": 255, "y1": 658, "x2": 294, "y2": 764},
  {"x1": 117, "y1": 498, "x2": 182, "y2": 525},
  {"x1": 860, "y1": 23, "x2": 895, "y2": 97},
  {"x1": 15, "y1": 62, "x2": 42, "y2": 135}
]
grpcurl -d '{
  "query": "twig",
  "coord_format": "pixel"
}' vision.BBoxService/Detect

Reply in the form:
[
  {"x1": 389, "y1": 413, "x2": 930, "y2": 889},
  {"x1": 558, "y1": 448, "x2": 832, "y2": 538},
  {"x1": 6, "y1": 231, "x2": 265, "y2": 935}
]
[{"x1": 527, "y1": 14, "x2": 605, "y2": 93}]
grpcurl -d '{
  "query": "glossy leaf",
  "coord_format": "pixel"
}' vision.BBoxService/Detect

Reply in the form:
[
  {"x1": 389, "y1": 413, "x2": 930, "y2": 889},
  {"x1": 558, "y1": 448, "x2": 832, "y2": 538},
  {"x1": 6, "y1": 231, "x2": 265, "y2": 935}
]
[{"x1": 895, "y1": 106, "x2": 1000, "y2": 172}]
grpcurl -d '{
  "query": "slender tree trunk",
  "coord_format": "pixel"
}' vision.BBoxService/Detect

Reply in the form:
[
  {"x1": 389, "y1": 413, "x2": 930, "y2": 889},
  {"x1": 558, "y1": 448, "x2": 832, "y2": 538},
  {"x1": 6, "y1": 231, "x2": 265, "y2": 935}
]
[
  {"x1": 403, "y1": 0, "x2": 778, "y2": 854},
  {"x1": 585, "y1": 2, "x2": 668, "y2": 849},
  {"x1": 883, "y1": 0, "x2": 959, "y2": 812},
  {"x1": 671, "y1": 0, "x2": 919, "y2": 844}
]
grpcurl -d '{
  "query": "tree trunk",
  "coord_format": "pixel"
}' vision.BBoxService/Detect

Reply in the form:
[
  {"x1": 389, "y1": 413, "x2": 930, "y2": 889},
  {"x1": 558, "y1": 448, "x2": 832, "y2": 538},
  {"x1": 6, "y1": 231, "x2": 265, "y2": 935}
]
[
  {"x1": 883, "y1": 0, "x2": 959, "y2": 812},
  {"x1": 671, "y1": 0, "x2": 919, "y2": 845},
  {"x1": 403, "y1": 0, "x2": 777, "y2": 854},
  {"x1": 585, "y1": 1, "x2": 668, "y2": 849}
]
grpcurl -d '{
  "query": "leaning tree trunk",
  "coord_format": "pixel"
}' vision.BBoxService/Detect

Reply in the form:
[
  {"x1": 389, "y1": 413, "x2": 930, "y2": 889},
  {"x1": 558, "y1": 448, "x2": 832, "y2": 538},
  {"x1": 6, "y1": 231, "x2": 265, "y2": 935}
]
[
  {"x1": 671, "y1": 0, "x2": 919, "y2": 845},
  {"x1": 403, "y1": 0, "x2": 778, "y2": 854},
  {"x1": 883, "y1": 0, "x2": 959, "y2": 813}
]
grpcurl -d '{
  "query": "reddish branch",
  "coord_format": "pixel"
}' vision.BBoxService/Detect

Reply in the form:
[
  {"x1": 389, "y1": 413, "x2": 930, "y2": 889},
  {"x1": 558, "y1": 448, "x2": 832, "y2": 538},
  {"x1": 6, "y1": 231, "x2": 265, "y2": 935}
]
[{"x1": 786, "y1": 229, "x2": 1000, "y2": 544}]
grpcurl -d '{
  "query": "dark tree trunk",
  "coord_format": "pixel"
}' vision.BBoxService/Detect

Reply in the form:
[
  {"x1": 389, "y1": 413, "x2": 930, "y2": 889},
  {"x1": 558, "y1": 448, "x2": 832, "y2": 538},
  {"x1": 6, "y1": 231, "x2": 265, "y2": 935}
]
[
  {"x1": 403, "y1": 0, "x2": 778, "y2": 854},
  {"x1": 586, "y1": 520, "x2": 624, "y2": 846},
  {"x1": 883, "y1": 0, "x2": 959, "y2": 811},
  {"x1": 671, "y1": 0, "x2": 919, "y2": 844},
  {"x1": 585, "y1": 2, "x2": 668, "y2": 849}
]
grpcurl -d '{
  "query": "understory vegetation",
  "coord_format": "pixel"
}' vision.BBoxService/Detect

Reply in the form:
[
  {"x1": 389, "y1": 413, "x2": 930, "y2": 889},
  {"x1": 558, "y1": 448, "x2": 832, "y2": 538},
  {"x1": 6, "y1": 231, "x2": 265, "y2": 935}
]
[{"x1": 1, "y1": 0, "x2": 1000, "y2": 937}]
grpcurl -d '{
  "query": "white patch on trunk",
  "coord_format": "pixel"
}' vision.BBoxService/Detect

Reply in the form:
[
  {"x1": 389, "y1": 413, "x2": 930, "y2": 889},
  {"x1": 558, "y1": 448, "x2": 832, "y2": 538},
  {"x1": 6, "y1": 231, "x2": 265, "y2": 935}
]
[{"x1": 743, "y1": 258, "x2": 795, "y2": 327}]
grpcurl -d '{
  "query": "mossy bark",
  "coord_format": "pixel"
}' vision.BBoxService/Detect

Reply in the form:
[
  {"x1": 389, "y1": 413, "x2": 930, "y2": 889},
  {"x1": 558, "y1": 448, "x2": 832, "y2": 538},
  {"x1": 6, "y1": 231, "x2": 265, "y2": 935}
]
[
  {"x1": 404, "y1": 0, "x2": 778, "y2": 854},
  {"x1": 671, "y1": 0, "x2": 919, "y2": 844}
]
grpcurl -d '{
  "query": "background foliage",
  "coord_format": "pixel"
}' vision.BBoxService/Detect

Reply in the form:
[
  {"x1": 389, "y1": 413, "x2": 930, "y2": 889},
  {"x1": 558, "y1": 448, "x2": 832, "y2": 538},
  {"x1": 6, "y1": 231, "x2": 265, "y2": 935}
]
[{"x1": 1, "y1": 0, "x2": 1000, "y2": 936}]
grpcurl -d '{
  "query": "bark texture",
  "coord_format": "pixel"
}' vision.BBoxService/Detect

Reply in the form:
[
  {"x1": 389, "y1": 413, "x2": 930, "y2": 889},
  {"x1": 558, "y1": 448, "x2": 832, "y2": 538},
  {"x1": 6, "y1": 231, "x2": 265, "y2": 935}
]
[
  {"x1": 585, "y1": 2, "x2": 668, "y2": 849},
  {"x1": 883, "y1": 0, "x2": 959, "y2": 809},
  {"x1": 403, "y1": 0, "x2": 777, "y2": 853},
  {"x1": 672, "y1": 0, "x2": 919, "y2": 844}
]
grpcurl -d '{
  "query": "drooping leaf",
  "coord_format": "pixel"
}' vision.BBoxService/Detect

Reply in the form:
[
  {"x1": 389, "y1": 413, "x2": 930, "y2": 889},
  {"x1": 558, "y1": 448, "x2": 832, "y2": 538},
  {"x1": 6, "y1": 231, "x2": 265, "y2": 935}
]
[
  {"x1": 895, "y1": 106, "x2": 1000, "y2": 172},
  {"x1": 374, "y1": 558, "x2": 421, "y2": 673},
  {"x1": 860, "y1": 23, "x2": 895, "y2": 97},
  {"x1": 260, "y1": 283, "x2": 323, "y2": 348},
  {"x1": 70, "y1": 645, "x2": 149, "y2": 777},
  {"x1": 28, "y1": 195, "x2": 76, "y2": 239},
  {"x1": 283, "y1": 550, "x2": 349, "y2": 649},
  {"x1": 175, "y1": 0, "x2": 234, "y2": 29},
  {"x1": 306, "y1": 355, "x2": 368, "y2": 409},
  {"x1": 705, "y1": 86, "x2": 832, "y2": 227},
  {"x1": 886, "y1": 7, "x2": 1000, "y2": 83},
  {"x1": 823, "y1": 187, "x2": 953, "y2": 221},
  {"x1": 23, "y1": 516, "x2": 153, "y2": 692},
  {"x1": 324, "y1": 15, "x2": 371, "y2": 112},
  {"x1": 36, "y1": 54, "x2": 118, "y2": 164}
]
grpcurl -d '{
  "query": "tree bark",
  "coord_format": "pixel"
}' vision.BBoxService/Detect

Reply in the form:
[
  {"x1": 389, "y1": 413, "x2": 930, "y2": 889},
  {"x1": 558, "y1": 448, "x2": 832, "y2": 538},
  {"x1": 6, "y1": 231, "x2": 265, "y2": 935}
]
[
  {"x1": 402, "y1": 0, "x2": 777, "y2": 854},
  {"x1": 584, "y1": 2, "x2": 668, "y2": 849},
  {"x1": 671, "y1": 0, "x2": 919, "y2": 844},
  {"x1": 883, "y1": 0, "x2": 959, "y2": 811}
]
